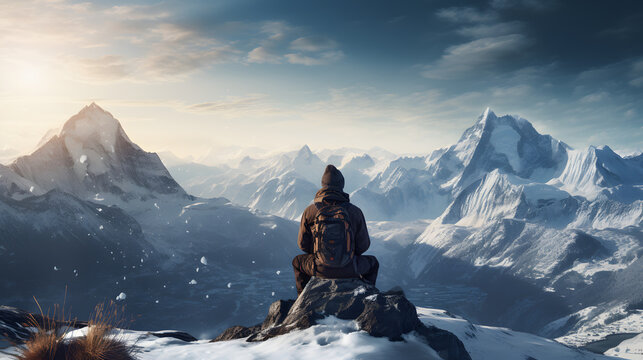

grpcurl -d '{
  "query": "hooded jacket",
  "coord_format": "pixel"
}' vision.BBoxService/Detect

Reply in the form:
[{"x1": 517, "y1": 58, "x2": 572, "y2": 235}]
[{"x1": 297, "y1": 165, "x2": 371, "y2": 257}]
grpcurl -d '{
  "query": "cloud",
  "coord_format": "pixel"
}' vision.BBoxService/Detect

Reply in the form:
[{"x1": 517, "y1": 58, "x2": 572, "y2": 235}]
[
  {"x1": 247, "y1": 46, "x2": 282, "y2": 64},
  {"x1": 426, "y1": 4, "x2": 533, "y2": 80},
  {"x1": 422, "y1": 34, "x2": 531, "y2": 79},
  {"x1": 142, "y1": 48, "x2": 238, "y2": 78},
  {"x1": 300, "y1": 87, "x2": 484, "y2": 127},
  {"x1": 436, "y1": 7, "x2": 498, "y2": 23},
  {"x1": 490, "y1": 0, "x2": 557, "y2": 10},
  {"x1": 247, "y1": 22, "x2": 343, "y2": 66},
  {"x1": 579, "y1": 91, "x2": 609, "y2": 103},
  {"x1": 290, "y1": 36, "x2": 338, "y2": 52},
  {"x1": 285, "y1": 50, "x2": 344, "y2": 66},
  {"x1": 96, "y1": 94, "x2": 285, "y2": 118},
  {"x1": 260, "y1": 21, "x2": 293, "y2": 41},
  {"x1": 185, "y1": 95, "x2": 279, "y2": 116},
  {"x1": 104, "y1": 5, "x2": 170, "y2": 21},
  {"x1": 577, "y1": 58, "x2": 643, "y2": 89},
  {"x1": 1, "y1": 1, "x2": 344, "y2": 84},
  {"x1": 457, "y1": 21, "x2": 523, "y2": 38},
  {"x1": 630, "y1": 59, "x2": 643, "y2": 87},
  {"x1": 491, "y1": 84, "x2": 531, "y2": 97},
  {"x1": 72, "y1": 55, "x2": 132, "y2": 82}
]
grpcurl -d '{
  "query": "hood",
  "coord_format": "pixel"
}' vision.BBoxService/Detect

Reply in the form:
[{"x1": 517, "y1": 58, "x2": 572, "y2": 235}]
[
  {"x1": 321, "y1": 164, "x2": 345, "y2": 190},
  {"x1": 314, "y1": 188, "x2": 350, "y2": 204}
]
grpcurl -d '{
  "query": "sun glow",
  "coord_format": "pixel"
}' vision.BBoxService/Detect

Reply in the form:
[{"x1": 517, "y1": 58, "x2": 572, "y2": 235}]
[{"x1": 3, "y1": 59, "x2": 51, "y2": 92}]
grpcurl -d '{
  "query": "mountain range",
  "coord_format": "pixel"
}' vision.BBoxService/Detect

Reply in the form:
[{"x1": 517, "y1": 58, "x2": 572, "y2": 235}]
[
  {"x1": 1, "y1": 104, "x2": 641, "y2": 355},
  {"x1": 164, "y1": 107, "x2": 642, "y2": 345}
]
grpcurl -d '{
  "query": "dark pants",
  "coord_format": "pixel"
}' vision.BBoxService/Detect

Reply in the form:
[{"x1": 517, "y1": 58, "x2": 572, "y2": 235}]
[{"x1": 292, "y1": 254, "x2": 379, "y2": 295}]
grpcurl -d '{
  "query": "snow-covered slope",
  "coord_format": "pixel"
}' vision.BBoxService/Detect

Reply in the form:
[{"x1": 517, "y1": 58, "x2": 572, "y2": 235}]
[
  {"x1": 551, "y1": 145, "x2": 643, "y2": 202},
  {"x1": 0, "y1": 306, "x2": 617, "y2": 360},
  {"x1": 0, "y1": 164, "x2": 43, "y2": 200},
  {"x1": 605, "y1": 332, "x2": 643, "y2": 359}
]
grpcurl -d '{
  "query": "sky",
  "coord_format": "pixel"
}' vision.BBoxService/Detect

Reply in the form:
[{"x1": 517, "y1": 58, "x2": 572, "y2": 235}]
[{"x1": 0, "y1": 0, "x2": 642, "y2": 163}]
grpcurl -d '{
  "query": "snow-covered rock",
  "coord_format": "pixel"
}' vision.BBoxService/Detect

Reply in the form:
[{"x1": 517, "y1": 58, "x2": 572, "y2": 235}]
[{"x1": 214, "y1": 277, "x2": 471, "y2": 360}]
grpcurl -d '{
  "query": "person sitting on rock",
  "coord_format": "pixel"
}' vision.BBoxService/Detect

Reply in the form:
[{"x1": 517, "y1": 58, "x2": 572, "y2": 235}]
[{"x1": 292, "y1": 164, "x2": 379, "y2": 296}]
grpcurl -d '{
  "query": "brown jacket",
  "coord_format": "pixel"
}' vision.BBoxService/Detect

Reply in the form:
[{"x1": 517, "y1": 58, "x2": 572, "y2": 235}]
[{"x1": 297, "y1": 188, "x2": 371, "y2": 256}]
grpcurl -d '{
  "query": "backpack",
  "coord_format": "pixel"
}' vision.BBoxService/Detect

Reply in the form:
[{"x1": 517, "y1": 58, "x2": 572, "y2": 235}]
[{"x1": 312, "y1": 202, "x2": 355, "y2": 267}]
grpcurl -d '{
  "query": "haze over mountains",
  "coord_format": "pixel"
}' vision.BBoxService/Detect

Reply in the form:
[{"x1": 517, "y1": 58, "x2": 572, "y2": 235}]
[{"x1": 1, "y1": 104, "x2": 641, "y2": 356}]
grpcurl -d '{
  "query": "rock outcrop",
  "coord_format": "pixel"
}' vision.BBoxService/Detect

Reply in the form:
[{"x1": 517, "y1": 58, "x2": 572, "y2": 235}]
[{"x1": 213, "y1": 277, "x2": 471, "y2": 360}]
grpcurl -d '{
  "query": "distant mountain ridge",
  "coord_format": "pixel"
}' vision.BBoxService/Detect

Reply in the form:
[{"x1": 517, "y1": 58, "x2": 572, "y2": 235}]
[{"x1": 1, "y1": 105, "x2": 641, "y2": 349}]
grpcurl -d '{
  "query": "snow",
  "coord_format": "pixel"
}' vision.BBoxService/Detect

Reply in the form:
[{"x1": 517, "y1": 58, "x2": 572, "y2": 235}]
[
  {"x1": 605, "y1": 333, "x2": 643, "y2": 359},
  {"x1": 200, "y1": 256, "x2": 208, "y2": 265},
  {"x1": 417, "y1": 307, "x2": 615, "y2": 360},
  {"x1": 490, "y1": 124, "x2": 521, "y2": 172},
  {"x1": 116, "y1": 292, "x2": 126, "y2": 301},
  {"x1": 555, "y1": 305, "x2": 643, "y2": 348},
  {"x1": 0, "y1": 307, "x2": 615, "y2": 360},
  {"x1": 189, "y1": 279, "x2": 197, "y2": 285},
  {"x1": 553, "y1": 148, "x2": 603, "y2": 200},
  {"x1": 353, "y1": 286, "x2": 367, "y2": 296}
]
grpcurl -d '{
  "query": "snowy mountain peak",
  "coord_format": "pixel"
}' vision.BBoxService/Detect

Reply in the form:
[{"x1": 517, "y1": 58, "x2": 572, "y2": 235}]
[
  {"x1": 553, "y1": 144, "x2": 643, "y2": 201},
  {"x1": 477, "y1": 107, "x2": 495, "y2": 126},
  {"x1": 60, "y1": 103, "x2": 136, "y2": 151},
  {"x1": 11, "y1": 104, "x2": 187, "y2": 203},
  {"x1": 453, "y1": 110, "x2": 569, "y2": 185},
  {"x1": 296, "y1": 145, "x2": 313, "y2": 160}
]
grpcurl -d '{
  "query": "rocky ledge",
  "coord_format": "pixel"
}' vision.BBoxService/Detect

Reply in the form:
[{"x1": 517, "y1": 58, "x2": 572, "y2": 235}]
[{"x1": 213, "y1": 277, "x2": 472, "y2": 360}]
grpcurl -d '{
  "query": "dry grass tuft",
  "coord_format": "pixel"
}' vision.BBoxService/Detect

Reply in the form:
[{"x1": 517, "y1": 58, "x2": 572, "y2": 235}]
[{"x1": 14, "y1": 301, "x2": 136, "y2": 360}]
